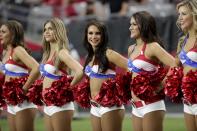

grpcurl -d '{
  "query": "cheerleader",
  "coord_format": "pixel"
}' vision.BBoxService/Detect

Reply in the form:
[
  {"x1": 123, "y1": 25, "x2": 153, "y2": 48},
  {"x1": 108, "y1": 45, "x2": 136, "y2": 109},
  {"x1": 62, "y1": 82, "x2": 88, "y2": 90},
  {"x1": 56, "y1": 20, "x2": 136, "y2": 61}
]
[
  {"x1": 40, "y1": 18, "x2": 83, "y2": 131},
  {"x1": 128, "y1": 11, "x2": 175, "y2": 131},
  {"x1": 169, "y1": 1, "x2": 197, "y2": 131},
  {"x1": 0, "y1": 20, "x2": 40, "y2": 131},
  {"x1": 0, "y1": 75, "x2": 5, "y2": 131},
  {"x1": 74, "y1": 21, "x2": 128, "y2": 131}
]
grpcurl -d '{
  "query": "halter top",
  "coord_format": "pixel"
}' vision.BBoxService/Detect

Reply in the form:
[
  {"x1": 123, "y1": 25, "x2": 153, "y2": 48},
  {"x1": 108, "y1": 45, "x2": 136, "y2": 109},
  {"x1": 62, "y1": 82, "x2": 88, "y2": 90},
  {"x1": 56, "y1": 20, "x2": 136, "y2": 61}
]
[
  {"x1": 39, "y1": 53, "x2": 67, "y2": 80},
  {"x1": 0, "y1": 49, "x2": 29, "y2": 76},
  {"x1": 85, "y1": 64, "x2": 116, "y2": 79},
  {"x1": 179, "y1": 35, "x2": 197, "y2": 68},
  {"x1": 128, "y1": 43, "x2": 159, "y2": 74}
]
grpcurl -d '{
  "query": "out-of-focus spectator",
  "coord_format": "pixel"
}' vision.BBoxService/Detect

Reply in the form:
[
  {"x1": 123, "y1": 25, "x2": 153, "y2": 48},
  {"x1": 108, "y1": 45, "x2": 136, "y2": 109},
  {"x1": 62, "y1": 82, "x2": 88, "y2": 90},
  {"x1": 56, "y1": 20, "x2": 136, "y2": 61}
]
[
  {"x1": 65, "y1": 0, "x2": 87, "y2": 17},
  {"x1": 42, "y1": 0, "x2": 62, "y2": 5},
  {"x1": 99, "y1": 0, "x2": 129, "y2": 16},
  {"x1": 132, "y1": 0, "x2": 148, "y2": 4},
  {"x1": 168, "y1": 0, "x2": 182, "y2": 4},
  {"x1": 69, "y1": 43, "x2": 80, "y2": 62},
  {"x1": 43, "y1": 0, "x2": 90, "y2": 17},
  {"x1": 42, "y1": 0, "x2": 63, "y2": 17},
  {"x1": 7, "y1": 0, "x2": 41, "y2": 7},
  {"x1": 6, "y1": 0, "x2": 41, "y2": 30},
  {"x1": 86, "y1": 0, "x2": 96, "y2": 15}
]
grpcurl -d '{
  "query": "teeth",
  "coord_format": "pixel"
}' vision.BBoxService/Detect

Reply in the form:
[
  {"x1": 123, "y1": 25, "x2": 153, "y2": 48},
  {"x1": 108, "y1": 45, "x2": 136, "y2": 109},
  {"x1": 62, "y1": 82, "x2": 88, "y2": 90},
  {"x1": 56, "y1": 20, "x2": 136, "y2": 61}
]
[{"x1": 91, "y1": 40, "x2": 97, "y2": 43}]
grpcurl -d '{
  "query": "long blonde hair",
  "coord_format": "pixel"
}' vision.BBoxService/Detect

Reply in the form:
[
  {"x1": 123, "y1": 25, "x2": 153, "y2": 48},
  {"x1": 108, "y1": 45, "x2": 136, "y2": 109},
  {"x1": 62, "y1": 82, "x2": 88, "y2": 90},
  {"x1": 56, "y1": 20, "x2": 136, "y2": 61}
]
[
  {"x1": 176, "y1": 0, "x2": 197, "y2": 53},
  {"x1": 42, "y1": 18, "x2": 69, "y2": 67},
  {"x1": 176, "y1": 0, "x2": 197, "y2": 35}
]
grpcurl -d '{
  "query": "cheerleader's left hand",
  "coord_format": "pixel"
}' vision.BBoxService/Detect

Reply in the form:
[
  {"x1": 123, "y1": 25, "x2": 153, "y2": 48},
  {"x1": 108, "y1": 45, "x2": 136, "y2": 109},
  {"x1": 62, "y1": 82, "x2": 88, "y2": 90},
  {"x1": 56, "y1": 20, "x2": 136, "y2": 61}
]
[
  {"x1": 67, "y1": 85, "x2": 75, "y2": 91},
  {"x1": 22, "y1": 86, "x2": 29, "y2": 94}
]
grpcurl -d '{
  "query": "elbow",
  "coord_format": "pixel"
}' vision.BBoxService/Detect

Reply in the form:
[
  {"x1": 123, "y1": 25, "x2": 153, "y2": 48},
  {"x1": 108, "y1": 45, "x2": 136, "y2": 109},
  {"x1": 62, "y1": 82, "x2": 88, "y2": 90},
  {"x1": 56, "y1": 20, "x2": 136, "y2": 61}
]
[
  {"x1": 171, "y1": 62, "x2": 178, "y2": 67},
  {"x1": 71, "y1": 70, "x2": 83, "y2": 86},
  {"x1": 31, "y1": 64, "x2": 40, "y2": 76},
  {"x1": 75, "y1": 70, "x2": 84, "y2": 81},
  {"x1": 76, "y1": 69, "x2": 84, "y2": 78},
  {"x1": 169, "y1": 57, "x2": 178, "y2": 67}
]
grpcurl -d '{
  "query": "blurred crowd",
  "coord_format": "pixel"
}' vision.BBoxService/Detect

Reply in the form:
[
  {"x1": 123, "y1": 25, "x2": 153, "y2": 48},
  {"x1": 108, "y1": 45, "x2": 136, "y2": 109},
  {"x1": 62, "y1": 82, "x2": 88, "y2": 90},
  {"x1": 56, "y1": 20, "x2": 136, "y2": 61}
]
[
  {"x1": 0, "y1": 0, "x2": 181, "y2": 49},
  {"x1": 0, "y1": 0, "x2": 181, "y2": 20}
]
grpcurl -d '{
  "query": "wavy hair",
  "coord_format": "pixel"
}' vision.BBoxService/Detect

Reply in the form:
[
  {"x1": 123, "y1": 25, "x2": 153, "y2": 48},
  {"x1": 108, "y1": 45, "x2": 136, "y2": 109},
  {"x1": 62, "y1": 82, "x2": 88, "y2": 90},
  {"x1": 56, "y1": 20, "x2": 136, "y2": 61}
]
[
  {"x1": 132, "y1": 11, "x2": 164, "y2": 48},
  {"x1": 2, "y1": 20, "x2": 25, "y2": 49},
  {"x1": 42, "y1": 18, "x2": 69, "y2": 67},
  {"x1": 83, "y1": 21, "x2": 109, "y2": 73},
  {"x1": 176, "y1": 0, "x2": 197, "y2": 34},
  {"x1": 176, "y1": 0, "x2": 197, "y2": 52}
]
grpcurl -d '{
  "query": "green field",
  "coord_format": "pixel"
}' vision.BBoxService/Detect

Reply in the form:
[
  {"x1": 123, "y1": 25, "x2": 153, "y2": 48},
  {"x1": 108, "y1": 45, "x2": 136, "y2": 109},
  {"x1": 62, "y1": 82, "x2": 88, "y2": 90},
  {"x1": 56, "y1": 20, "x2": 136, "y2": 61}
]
[{"x1": 0, "y1": 116, "x2": 186, "y2": 131}]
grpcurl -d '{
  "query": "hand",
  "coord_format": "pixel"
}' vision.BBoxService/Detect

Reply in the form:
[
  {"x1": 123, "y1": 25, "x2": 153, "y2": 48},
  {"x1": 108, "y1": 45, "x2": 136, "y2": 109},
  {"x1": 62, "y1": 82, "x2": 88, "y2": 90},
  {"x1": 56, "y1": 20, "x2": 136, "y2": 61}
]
[
  {"x1": 23, "y1": 87, "x2": 29, "y2": 94},
  {"x1": 67, "y1": 86, "x2": 73, "y2": 91},
  {"x1": 131, "y1": 91, "x2": 141, "y2": 102}
]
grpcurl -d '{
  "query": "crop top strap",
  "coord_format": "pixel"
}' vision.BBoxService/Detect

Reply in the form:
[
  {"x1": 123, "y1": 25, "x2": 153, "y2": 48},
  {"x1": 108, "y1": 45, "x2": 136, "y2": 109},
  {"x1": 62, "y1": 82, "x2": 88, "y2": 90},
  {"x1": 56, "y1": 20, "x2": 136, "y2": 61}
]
[
  {"x1": 141, "y1": 43, "x2": 146, "y2": 55},
  {"x1": 193, "y1": 39, "x2": 197, "y2": 49},
  {"x1": 128, "y1": 44, "x2": 136, "y2": 57},
  {"x1": 47, "y1": 52, "x2": 57, "y2": 64},
  {"x1": 9, "y1": 48, "x2": 14, "y2": 59},
  {"x1": 50, "y1": 52, "x2": 56, "y2": 61},
  {"x1": 181, "y1": 34, "x2": 189, "y2": 48}
]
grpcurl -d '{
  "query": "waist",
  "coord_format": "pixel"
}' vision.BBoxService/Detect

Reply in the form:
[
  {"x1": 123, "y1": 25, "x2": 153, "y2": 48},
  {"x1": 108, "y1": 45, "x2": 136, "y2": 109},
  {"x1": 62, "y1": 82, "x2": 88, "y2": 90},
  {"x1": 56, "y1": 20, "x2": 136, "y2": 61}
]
[
  {"x1": 41, "y1": 71, "x2": 61, "y2": 80},
  {"x1": 131, "y1": 98, "x2": 163, "y2": 108},
  {"x1": 4, "y1": 71, "x2": 28, "y2": 77},
  {"x1": 42, "y1": 87, "x2": 73, "y2": 106},
  {"x1": 90, "y1": 100, "x2": 101, "y2": 107},
  {"x1": 42, "y1": 78, "x2": 56, "y2": 89},
  {"x1": 183, "y1": 99, "x2": 197, "y2": 106}
]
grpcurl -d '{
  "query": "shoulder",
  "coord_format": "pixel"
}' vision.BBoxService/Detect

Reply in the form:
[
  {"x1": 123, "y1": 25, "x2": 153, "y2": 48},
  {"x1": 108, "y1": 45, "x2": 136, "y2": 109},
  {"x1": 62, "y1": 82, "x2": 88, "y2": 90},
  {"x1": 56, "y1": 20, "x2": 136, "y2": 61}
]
[
  {"x1": 58, "y1": 49, "x2": 69, "y2": 56},
  {"x1": 106, "y1": 48, "x2": 113, "y2": 54},
  {"x1": 106, "y1": 48, "x2": 117, "y2": 57},
  {"x1": 13, "y1": 46, "x2": 30, "y2": 61},
  {"x1": 147, "y1": 42, "x2": 165, "y2": 55},
  {"x1": 106, "y1": 48, "x2": 124, "y2": 61},
  {"x1": 14, "y1": 46, "x2": 27, "y2": 54},
  {"x1": 15, "y1": 46, "x2": 26, "y2": 51},
  {"x1": 148, "y1": 42, "x2": 162, "y2": 49},
  {"x1": 106, "y1": 48, "x2": 117, "y2": 60}
]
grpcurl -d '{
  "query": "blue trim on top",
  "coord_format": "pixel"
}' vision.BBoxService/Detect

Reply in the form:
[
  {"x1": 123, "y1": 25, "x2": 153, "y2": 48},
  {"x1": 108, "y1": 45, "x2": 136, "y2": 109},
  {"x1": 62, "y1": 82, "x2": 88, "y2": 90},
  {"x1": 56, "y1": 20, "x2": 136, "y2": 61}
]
[
  {"x1": 179, "y1": 34, "x2": 197, "y2": 68},
  {"x1": 0, "y1": 64, "x2": 28, "y2": 77},
  {"x1": 39, "y1": 64, "x2": 61, "y2": 80},
  {"x1": 127, "y1": 59, "x2": 142, "y2": 73},
  {"x1": 85, "y1": 65, "x2": 115, "y2": 79},
  {"x1": 179, "y1": 50, "x2": 197, "y2": 68}
]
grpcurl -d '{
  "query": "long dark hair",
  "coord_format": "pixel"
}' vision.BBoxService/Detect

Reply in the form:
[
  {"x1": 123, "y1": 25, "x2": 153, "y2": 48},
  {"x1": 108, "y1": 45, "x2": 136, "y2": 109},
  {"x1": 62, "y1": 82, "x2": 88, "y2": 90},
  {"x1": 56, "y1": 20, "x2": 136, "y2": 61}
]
[
  {"x1": 2, "y1": 20, "x2": 25, "y2": 49},
  {"x1": 83, "y1": 21, "x2": 109, "y2": 73},
  {"x1": 132, "y1": 11, "x2": 164, "y2": 47}
]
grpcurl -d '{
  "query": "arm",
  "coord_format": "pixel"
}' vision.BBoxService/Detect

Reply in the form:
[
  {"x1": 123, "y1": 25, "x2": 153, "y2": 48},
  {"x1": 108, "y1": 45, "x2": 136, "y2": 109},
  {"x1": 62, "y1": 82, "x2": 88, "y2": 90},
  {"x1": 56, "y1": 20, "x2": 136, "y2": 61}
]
[
  {"x1": 150, "y1": 43, "x2": 177, "y2": 87},
  {"x1": 14, "y1": 46, "x2": 40, "y2": 90},
  {"x1": 128, "y1": 45, "x2": 141, "y2": 101},
  {"x1": 106, "y1": 49, "x2": 128, "y2": 71},
  {"x1": 150, "y1": 42, "x2": 176, "y2": 67},
  {"x1": 0, "y1": 61, "x2": 4, "y2": 75},
  {"x1": 58, "y1": 49, "x2": 83, "y2": 86},
  {"x1": 175, "y1": 37, "x2": 184, "y2": 67}
]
